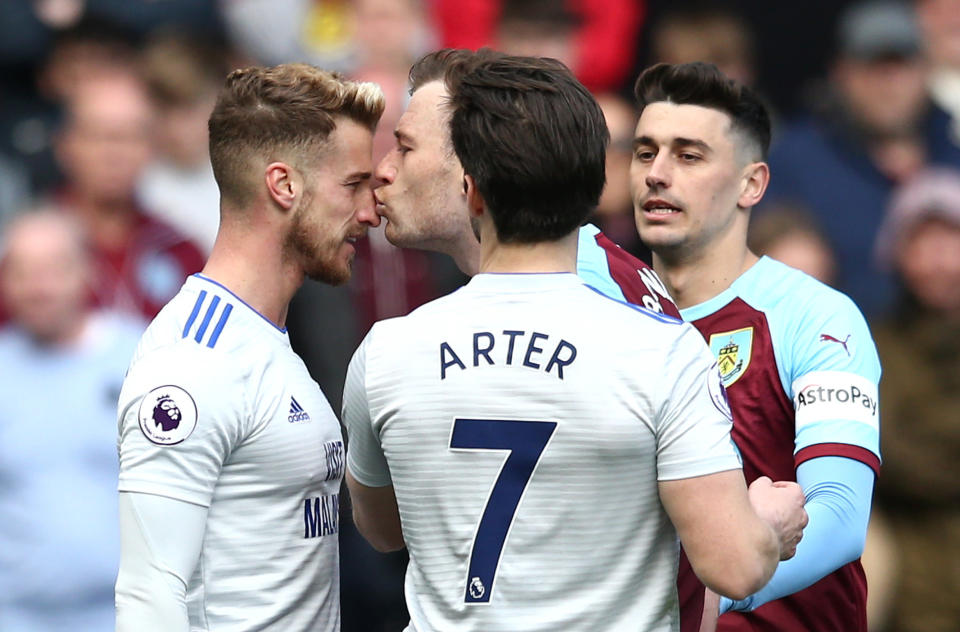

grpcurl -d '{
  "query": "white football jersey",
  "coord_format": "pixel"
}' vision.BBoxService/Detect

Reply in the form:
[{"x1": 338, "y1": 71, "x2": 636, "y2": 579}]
[
  {"x1": 343, "y1": 273, "x2": 741, "y2": 632},
  {"x1": 118, "y1": 274, "x2": 345, "y2": 631}
]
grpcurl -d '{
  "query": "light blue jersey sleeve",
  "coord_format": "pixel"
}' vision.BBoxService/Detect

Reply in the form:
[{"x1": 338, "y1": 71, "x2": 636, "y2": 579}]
[
  {"x1": 720, "y1": 456, "x2": 874, "y2": 613},
  {"x1": 343, "y1": 329, "x2": 393, "y2": 487},
  {"x1": 764, "y1": 261, "x2": 881, "y2": 465}
]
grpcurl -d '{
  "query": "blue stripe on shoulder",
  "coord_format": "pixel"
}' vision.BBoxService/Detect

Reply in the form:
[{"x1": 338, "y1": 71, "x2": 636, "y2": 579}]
[
  {"x1": 583, "y1": 284, "x2": 681, "y2": 324},
  {"x1": 206, "y1": 302, "x2": 233, "y2": 348},
  {"x1": 194, "y1": 295, "x2": 221, "y2": 343},
  {"x1": 182, "y1": 290, "x2": 208, "y2": 338}
]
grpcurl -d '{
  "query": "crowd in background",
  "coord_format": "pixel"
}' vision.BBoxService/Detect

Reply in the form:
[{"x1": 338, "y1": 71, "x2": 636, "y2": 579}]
[{"x1": 0, "y1": 1, "x2": 958, "y2": 631}]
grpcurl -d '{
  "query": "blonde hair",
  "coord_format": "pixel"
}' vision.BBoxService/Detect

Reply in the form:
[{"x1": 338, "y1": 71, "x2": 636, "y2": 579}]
[{"x1": 208, "y1": 63, "x2": 385, "y2": 204}]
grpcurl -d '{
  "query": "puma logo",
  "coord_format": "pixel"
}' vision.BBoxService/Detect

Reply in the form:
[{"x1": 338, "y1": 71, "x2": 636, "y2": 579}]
[{"x1": 819, "y1": 333, "x2": 851, "y2": 356}]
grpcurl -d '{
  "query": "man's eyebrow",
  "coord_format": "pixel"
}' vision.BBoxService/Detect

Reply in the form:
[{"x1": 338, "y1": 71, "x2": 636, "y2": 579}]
[
  {"x1": 344, "y1": 171, "x2": 372, "y2": 182},
  {"x1": 632, "y1": 136, "x2": 712, "y2": 153},
  {"x1": 633, "y1": 135, "x2": 655, "y2": 151},
  {"x1": 673, "y1": 137, "x2": 712, "y2": 153},
  {"x1": 394, "y1": 129, "x2": 413, "y2": 145}
]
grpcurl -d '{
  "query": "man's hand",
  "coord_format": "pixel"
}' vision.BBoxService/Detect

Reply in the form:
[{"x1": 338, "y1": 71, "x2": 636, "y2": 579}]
[{"x1": 747, "y1": 476, "x2": 808, "y2": 560}]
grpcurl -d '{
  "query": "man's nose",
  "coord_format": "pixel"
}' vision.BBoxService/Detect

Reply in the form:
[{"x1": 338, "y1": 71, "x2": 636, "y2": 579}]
[
  {"x1": 645, "y1": 155, "x2": 670, "y2": 189},
  {"x1": 357, "y1": 188, "x2": 381, "y2": 227},
  {"x1": 374, "y1": 153, "x2": 396, "y2": 187}
]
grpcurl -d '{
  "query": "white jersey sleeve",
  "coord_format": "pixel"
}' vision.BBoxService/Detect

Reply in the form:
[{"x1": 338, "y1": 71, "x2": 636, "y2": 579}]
[
  {"x1": 655, "y1": 323, "x2": 741, "y2": 481},
  {"x1": 118, "y1": 345, "x2": 250, "y2": 507},
  {"x1": 343, "y1": 332, "x2": 392, "y2": 487},
  {"x1": 115, "y1": 491, "x2": 206, "y2": 632}
]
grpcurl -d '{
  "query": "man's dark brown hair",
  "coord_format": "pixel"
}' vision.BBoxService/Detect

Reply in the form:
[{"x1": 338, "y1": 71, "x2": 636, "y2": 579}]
[{"x1": 634, "y1": 62, "x2": 771, "y2": 161}]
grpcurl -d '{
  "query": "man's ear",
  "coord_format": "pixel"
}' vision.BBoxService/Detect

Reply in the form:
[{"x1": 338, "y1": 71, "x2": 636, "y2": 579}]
[
  {"x1": 465, "y1": 174, "x2": 484, "y2": 219},
  {"x1": 738, "y1": 161, "x2": 770, "y2": 210},
  {"x1": 265, "y1": 162, "x2": 298, "y2": 210}
]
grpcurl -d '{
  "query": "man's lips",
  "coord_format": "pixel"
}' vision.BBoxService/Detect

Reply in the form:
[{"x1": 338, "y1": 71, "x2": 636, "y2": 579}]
[
  {"x1": 642, "y1": 198, "x2": 682, "y2": 215},
  {"x1": 373, "y1": 193, "x2": 389, "y2": 217},
  {"x1": 345, "y1": 230, "x2": 366, "y2": 246}
]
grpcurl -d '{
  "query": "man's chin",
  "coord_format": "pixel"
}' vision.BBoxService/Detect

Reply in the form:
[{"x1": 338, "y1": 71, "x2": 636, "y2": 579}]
[
  {"x1": 383, "y1": 221, "x2": 411, "y2": 248},
  {"x1": 305, "y1": 260, "x2": 352, "y2": 287}
]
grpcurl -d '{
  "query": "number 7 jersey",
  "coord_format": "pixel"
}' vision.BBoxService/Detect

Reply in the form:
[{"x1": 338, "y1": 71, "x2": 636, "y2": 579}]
[{"x1": 343, "y1": 273, "x2": 742, "y2": 632}]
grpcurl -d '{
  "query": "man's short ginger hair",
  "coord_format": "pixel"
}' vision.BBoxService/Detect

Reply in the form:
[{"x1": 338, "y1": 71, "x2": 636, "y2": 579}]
[{"x1": 208, "y1": 63, "x2": 385, "y2": 205}]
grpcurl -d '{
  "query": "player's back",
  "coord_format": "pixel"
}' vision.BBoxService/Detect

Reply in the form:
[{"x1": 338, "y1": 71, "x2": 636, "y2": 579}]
[{"x1": 347, "y1": 273, "x2": 738, "y2": 632}]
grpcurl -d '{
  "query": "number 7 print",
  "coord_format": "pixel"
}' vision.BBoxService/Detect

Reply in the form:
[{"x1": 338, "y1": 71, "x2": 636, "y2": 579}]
[{"x1": 449, "y1": 418, "x2": 558, "y2": 604}]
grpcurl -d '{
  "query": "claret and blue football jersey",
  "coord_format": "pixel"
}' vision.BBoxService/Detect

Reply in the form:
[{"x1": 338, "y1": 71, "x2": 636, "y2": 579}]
[
  {"x1": 677, "y1": 256, "x2": 881, "y2": 632},
  {"x1": 577, "y1": 223, "x2": 680, "y2": 318}
]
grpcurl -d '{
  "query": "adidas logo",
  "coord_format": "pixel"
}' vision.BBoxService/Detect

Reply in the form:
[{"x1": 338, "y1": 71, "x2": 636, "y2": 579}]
[{"x1": 288, "y1": 396, "x2": 311, "y2": 423}]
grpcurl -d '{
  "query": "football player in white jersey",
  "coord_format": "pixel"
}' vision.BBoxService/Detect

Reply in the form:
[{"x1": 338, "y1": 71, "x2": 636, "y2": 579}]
[
  {"x1": 342, "y1": 53, "x2": 807, "y2": 632},
  {"x1": 115, "y1": 64, "x2": 384, "y2": 631}
]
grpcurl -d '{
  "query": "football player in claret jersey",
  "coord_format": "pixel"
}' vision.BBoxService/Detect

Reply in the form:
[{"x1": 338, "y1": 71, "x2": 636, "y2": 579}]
[
  {"x1": 342, "y1": 53, "x2": 808, "y2": 632},
  {"x1": 631, "y1": 62, "x2": 882, "y2": 632},
  {"x1": 115, "y1": 65, "x2": 384, "y2": 631},
  {"x1": 373, "y1": 48, "x2": 680, "y2": 317}
]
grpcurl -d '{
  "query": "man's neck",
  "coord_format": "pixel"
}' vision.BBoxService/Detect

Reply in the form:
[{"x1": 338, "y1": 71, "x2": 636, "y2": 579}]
[
  {"x1": 201, "y1": 218, "x2": 302, "y2": 329},
  {"x1": 452, "y1": 232, "x2": 481, "y2": 276},
  {"x1": 478, "y1": 229, "x2": 578, "y2": 274},
  {"x1": 654, "y1": 235, "x2": 759, "y2": 310}
]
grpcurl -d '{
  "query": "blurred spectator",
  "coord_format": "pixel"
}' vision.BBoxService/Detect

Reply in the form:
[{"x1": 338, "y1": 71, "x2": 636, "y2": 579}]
[
  {"x1": 748, "y1": 204, "x2": 837, "y2": 285},
  {"x1": 762, "y1": 0, "x2": 960, "y2": 318},
  {"x1": 431, "y1": 0, "x2": 644, "y2": 92},
  {"x1": 648, "y1": 2, "x2": 756, "y2": 87},
  {"x1": 137, "y1": 31, "x2": 232, "y2": 253},
  {"x1": 0, "y1": 3, "x2": 223, "y2": 196},
  {"x1": 591, "y1": 92, "x2": 649, "y2": 261},
  {"x1": 0, "y1": 210, "x2": 143, "y2": 631},
  {"x1": 0, "y1": 0, "x2": 223, "y2": 39},
  {"x1": 868, "y1": 167, "x2": 960, "y2": 632},
  {"x1": 496, "y1": 0, "x2": 579, "y2": 70},
  {"x1": 50, "y1": 69, "x2": 204, "y2": 320},
  {"x1": 349, "y1": 0, "x2": 434, "y2": 160},
  {"x1": 1, "y1": 16, "x2": 139, "y2": 195},
  {"x1": 917, "y1": 0, "x2": 960, "y2": 138}
]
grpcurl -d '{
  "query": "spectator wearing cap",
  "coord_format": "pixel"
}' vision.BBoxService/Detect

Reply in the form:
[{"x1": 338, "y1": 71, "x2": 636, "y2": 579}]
[
  {"x1": 760, "y1": 0, "x2": 960, "y2": 318},
  {"x1": 867, "y1": 167, "x2": 960, "y2": 632}
]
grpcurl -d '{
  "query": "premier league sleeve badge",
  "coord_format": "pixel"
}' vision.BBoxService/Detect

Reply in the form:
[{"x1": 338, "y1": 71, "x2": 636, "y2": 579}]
[{"x1": 138, "y1": 385, "x2": 198, "y2": 445}]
